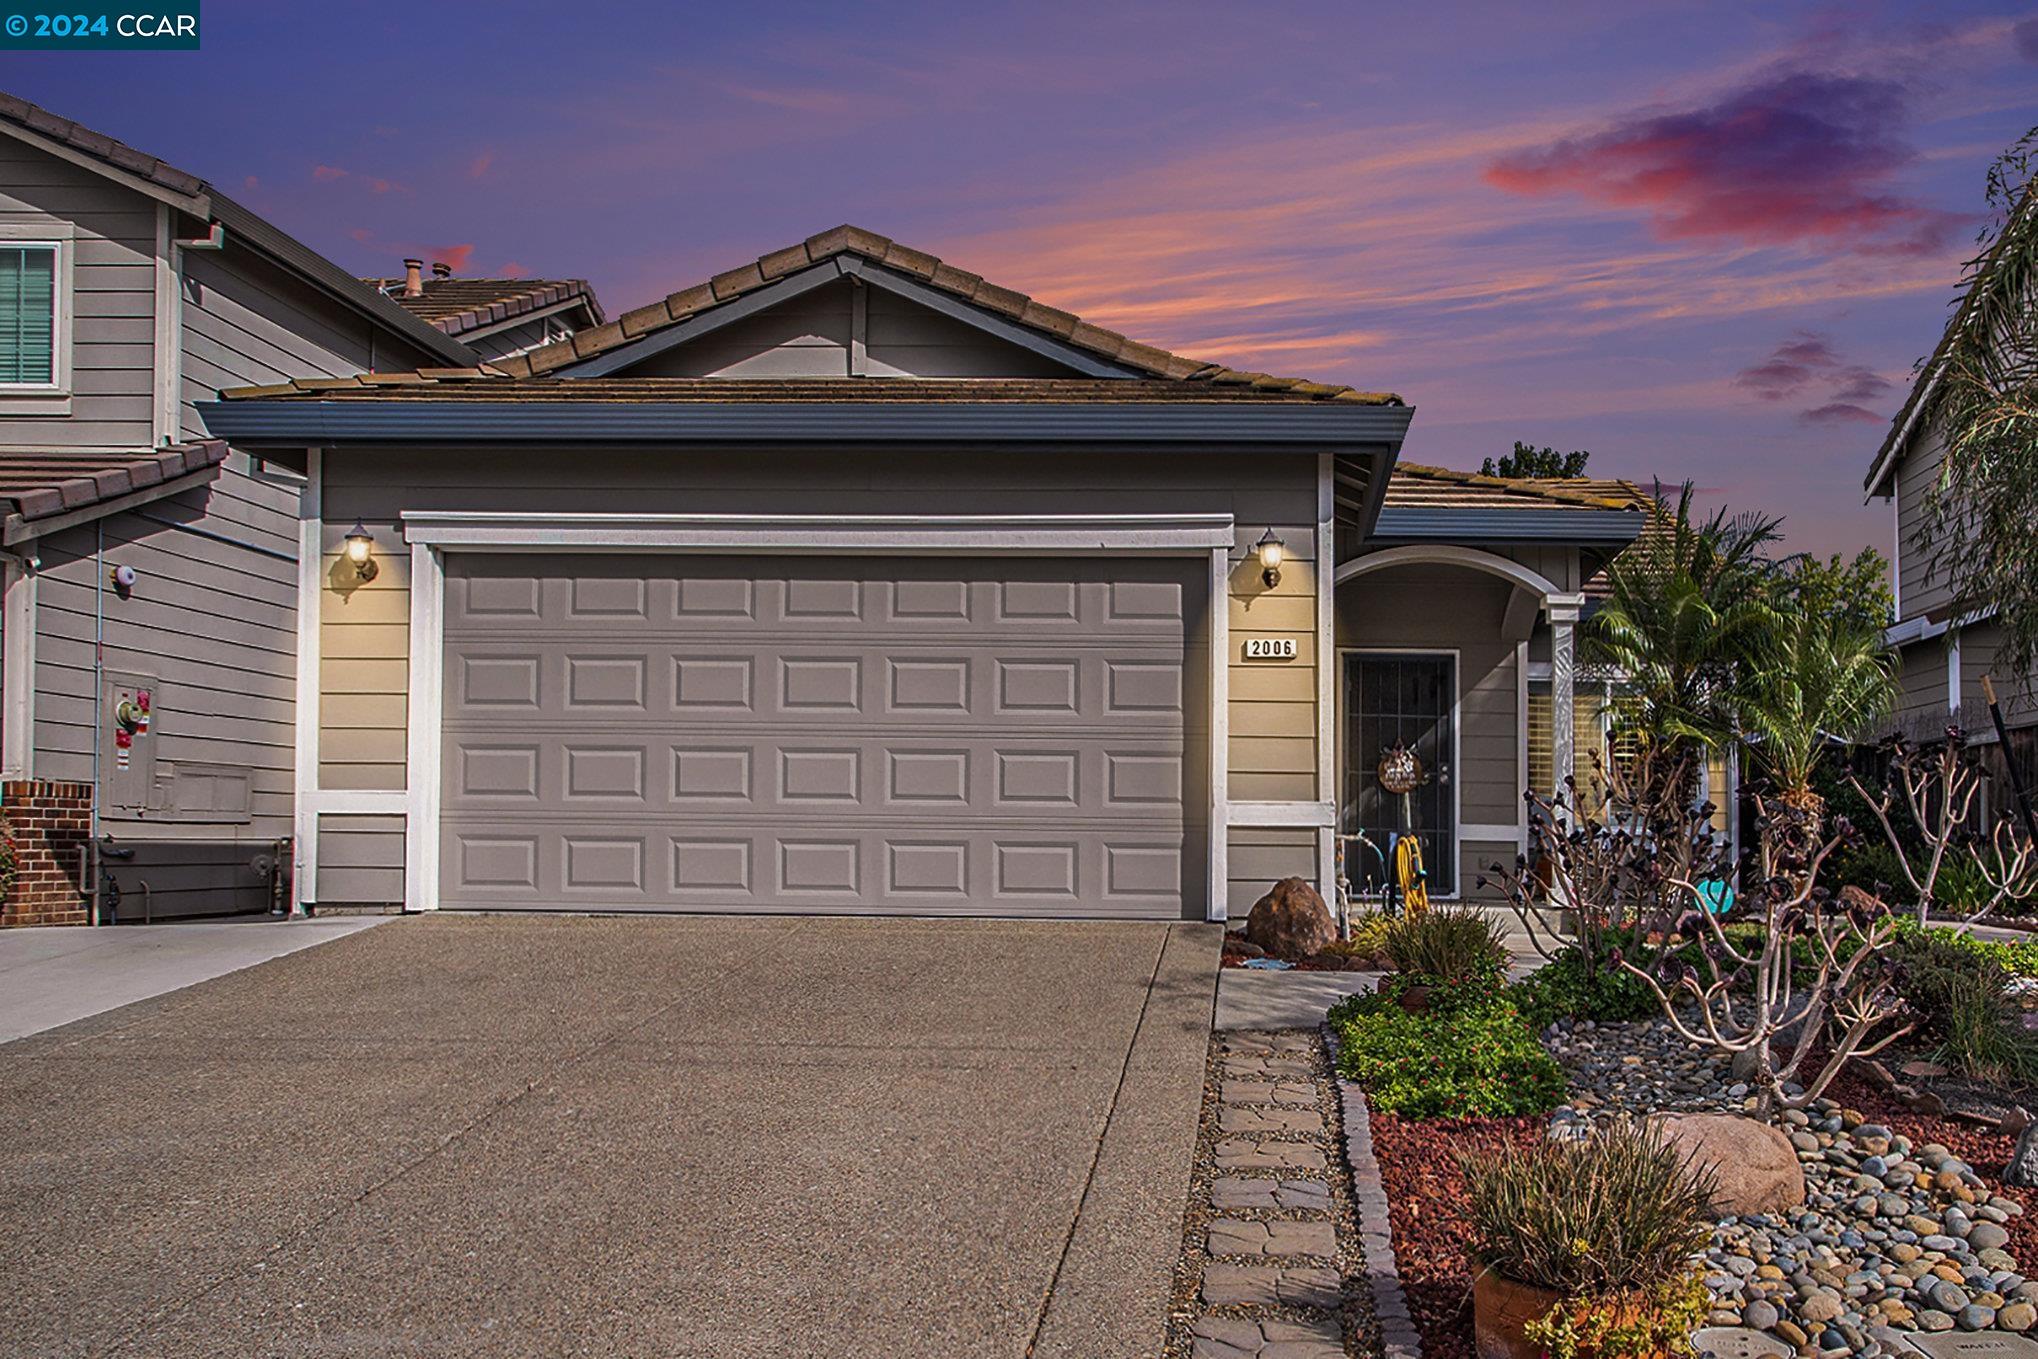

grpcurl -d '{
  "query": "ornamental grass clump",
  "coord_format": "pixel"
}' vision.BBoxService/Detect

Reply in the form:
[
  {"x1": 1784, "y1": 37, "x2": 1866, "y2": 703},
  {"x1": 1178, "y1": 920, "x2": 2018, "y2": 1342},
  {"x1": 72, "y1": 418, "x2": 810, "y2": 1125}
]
[
  {"x1": 1461, "y1": 1119, "x2": 1717, "y2": 1296},
  {"x1": 1382, "y1": 906, "x2": 1508, "y2": 985}
]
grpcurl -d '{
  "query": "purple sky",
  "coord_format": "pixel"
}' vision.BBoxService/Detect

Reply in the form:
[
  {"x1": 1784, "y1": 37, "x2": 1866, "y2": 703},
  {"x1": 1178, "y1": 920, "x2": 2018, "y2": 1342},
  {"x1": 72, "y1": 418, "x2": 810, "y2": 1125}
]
[{"x1": 14, "y1": 1, "x2": 2038, "y2": 557}]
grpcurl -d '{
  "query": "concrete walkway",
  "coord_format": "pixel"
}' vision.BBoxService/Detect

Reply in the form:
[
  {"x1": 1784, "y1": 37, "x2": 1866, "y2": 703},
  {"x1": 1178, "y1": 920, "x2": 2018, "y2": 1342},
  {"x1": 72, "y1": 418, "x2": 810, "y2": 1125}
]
[
  {"x1": 0, "y1": 914, "x2": 385, "y2": 1043},
  {"x1": 0, "y1": 913, "x2": 1219, "y2": 1359},
  {"x1": 1216, "y1": 969, "x2": 1378, "y2": 1031}
]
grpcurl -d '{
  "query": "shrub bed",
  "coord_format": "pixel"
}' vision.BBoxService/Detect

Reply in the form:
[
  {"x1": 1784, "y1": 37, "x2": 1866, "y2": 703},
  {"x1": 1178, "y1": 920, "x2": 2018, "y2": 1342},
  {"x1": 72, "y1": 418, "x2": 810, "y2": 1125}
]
[{"x1": 1329, "y1": 977, "x2": 1566, "y2": 1120}]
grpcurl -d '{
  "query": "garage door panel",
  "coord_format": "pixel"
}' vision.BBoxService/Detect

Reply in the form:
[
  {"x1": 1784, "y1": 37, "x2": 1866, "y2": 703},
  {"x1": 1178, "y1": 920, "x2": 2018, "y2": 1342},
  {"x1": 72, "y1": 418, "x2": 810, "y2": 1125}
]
[
  {"x1": 442, "y1": 817, "x2": 1192, "y2": 916},
  {"x1": 441, "y1": 555, "x2": 1200, "y2": 917}
]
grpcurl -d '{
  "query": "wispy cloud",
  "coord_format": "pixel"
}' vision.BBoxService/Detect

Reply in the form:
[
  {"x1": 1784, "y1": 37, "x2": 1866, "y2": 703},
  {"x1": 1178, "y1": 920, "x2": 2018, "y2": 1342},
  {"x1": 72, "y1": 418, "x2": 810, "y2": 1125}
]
[{"x1": 1735, "y1": 329, "x2": 1894, "y2": 423}]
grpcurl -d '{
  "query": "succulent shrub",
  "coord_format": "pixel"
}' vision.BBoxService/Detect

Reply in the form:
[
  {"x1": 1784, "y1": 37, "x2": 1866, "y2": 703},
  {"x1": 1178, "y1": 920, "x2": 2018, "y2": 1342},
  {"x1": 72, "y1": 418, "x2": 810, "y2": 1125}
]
[{"x1": 1513, "y1": 947, "x2": 1656, "y2": 1030}]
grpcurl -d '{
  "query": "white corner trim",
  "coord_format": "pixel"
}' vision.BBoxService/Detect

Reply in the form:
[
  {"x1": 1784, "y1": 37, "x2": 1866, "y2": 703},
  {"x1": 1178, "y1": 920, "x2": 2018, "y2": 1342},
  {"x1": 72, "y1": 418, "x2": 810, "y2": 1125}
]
[
  {"x1": 152, "y1": 203, "x2": 181, "y2": 445},
  {"x1": 2, "y1": 556, "x2": 35, "y2": 779},
  {"x1": 1515, "y1": 639, "x2": 1529, "y2": 857},
  {"x1": 1314, "y1": 452, "x2": 1336, "y2": 898},
  {"x1": 403, "y1": 542, "x2": 445, "y2": 912},
  {"x1": 400, "y1": 511, "x2": 1237, "y2": 554},
  {"x1": 292, "y1": 450, "x2": 321, "y2": 905},
  {"x1": 1948, "y1": 630, "x2": 1963, "y2": 718},
  {"x1": 1227, "y1": 800, "x2": 1337, "y2": 828},
  {"x1": 1210, "y1": 544, "x2": 1230, "y2": 922}
]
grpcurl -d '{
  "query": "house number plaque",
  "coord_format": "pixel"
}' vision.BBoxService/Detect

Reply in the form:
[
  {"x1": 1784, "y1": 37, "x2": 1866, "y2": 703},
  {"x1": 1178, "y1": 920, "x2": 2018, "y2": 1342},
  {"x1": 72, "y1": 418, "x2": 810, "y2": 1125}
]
[{"x1": 1243, "y1": 638, "x2": 1297, "y2": 660}]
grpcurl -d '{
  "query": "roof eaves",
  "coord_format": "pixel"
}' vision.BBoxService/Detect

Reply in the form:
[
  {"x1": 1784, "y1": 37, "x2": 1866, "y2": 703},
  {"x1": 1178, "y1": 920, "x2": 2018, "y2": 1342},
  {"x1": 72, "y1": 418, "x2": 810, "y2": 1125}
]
[{"x1": 0, "y1": 439, "x2": 231, "y2": 544}]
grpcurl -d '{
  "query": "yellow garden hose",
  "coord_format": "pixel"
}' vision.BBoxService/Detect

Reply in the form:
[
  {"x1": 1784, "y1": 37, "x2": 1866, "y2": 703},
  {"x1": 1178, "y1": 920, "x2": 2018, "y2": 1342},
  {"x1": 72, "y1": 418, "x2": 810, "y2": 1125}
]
[{"x1": 1395, "y1": 835, "x2": 1429, "y2": 917}]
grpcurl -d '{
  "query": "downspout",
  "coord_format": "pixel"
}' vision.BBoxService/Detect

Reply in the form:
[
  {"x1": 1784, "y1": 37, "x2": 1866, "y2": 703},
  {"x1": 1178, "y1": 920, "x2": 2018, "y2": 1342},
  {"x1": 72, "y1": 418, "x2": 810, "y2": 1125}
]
[{"x1": 90, "y1": 518, "x2": 104, "y2": 923}]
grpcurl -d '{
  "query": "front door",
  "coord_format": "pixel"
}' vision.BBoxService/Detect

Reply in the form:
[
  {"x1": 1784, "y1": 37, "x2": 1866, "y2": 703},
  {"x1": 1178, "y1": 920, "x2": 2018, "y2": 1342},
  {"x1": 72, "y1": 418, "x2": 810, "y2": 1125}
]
[{"x1": 1344, "y1": 653, "x2": 1456, "y2": 897}]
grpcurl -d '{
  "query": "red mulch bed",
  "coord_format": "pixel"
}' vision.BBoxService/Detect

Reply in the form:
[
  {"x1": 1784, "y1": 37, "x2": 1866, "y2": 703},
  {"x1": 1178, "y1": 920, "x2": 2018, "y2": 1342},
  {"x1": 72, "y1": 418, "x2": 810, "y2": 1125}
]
[{"x1": 1367, "y1": 1112, "x2": 1543, "y2": 1359}]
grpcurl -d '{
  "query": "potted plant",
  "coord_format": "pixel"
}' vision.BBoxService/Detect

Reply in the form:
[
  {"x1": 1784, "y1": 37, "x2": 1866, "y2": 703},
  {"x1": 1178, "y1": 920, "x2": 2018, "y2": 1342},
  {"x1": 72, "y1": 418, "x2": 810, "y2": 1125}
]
[{"x1": 1461, "y1": 1121, "x2": 1716, "y2": 1359}]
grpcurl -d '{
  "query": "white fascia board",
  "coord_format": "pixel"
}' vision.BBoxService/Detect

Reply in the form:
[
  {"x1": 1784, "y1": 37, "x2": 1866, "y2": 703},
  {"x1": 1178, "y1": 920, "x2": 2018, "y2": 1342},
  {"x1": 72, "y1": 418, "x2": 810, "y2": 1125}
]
[{"x1": 399, "y1": 511, "x2": 1237, "y2": 554}]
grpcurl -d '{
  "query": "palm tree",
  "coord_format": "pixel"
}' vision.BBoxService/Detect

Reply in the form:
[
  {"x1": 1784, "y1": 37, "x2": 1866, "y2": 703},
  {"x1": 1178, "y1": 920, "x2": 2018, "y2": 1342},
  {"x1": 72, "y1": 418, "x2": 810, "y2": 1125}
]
[
  {"x1": 1588, "y1": 483, "x2": 1781, "y2": 769},
  {"x1": 1737, "y1": 551, "x2": 1898, "y2": 815}
]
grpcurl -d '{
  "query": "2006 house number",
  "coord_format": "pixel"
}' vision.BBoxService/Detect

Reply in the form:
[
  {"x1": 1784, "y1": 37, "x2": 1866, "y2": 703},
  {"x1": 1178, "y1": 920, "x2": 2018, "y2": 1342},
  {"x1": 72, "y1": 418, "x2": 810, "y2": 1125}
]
[{"x1": 1243, "y1": 638, "x2": 1297, "y2": 660}]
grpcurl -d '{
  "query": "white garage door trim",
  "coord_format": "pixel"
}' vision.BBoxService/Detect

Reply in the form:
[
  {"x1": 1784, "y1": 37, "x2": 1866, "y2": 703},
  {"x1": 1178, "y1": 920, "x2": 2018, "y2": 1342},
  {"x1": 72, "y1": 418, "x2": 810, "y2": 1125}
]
[{"x1": 399, "y1": 513, "x2": 1235, "y2": 920}]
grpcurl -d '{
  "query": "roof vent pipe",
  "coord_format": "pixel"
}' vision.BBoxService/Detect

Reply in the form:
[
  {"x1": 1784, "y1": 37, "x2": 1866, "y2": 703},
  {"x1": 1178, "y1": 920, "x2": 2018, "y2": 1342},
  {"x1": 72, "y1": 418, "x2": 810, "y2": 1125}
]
[
  {"x1": 402, "y1": 259, "x2": 424, "y2": 297},
  {"x1": 431, "y1": 261, "x2": 452, "y2": 280}
]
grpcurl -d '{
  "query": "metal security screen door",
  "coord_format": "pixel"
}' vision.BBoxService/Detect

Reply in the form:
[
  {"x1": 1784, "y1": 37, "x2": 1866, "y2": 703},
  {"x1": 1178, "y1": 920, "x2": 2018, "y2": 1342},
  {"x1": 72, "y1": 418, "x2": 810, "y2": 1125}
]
[{"x1": 1345, "y1": 653, "x2": 1456, "y2": 897}]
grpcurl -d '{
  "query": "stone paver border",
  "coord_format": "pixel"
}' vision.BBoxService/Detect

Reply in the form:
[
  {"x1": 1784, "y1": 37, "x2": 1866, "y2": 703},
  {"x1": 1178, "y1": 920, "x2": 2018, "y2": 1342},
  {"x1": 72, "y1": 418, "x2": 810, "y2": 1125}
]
[{"x1": 1324, "y1": 1023, "x2": 1423, "y2": 1359}]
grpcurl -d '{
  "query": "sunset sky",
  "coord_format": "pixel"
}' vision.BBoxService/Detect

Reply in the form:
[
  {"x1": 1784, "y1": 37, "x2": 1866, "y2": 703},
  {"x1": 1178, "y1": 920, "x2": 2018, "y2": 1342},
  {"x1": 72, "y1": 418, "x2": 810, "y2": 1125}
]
[{"x1": 13, "y1": 1, "x2": 2038, "y2": 557}]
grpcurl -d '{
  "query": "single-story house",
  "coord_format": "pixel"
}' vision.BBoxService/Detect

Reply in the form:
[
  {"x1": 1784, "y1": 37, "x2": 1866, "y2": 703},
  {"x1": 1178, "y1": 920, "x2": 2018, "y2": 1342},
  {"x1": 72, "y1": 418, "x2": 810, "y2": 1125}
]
[{"x1": 201, "y1": 226, "x2": 1647, "y2": 921}]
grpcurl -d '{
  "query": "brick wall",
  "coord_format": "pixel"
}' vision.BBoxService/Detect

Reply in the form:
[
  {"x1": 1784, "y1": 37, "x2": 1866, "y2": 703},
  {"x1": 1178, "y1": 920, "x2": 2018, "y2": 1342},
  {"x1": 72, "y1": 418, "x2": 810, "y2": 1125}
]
[{"x1": 1, "y1": 780, "x2": 91, "y2": 927}]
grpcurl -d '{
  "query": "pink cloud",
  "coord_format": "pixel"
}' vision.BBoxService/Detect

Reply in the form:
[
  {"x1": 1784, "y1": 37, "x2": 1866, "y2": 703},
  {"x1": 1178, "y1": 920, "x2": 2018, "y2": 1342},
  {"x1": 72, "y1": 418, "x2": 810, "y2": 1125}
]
[
  {"x1": 468, "y1": 150, "x2": 494, "y2": 180},
  {"x1": 1485, "y1": 71, "x2": 1964, "y2": 256},
  {"x1": 498, "y1": 261, "x2": 530, "y2": 279},
  {"x1": 430, "y1": 244, "x2": 476, "y2": 273},
  {"x1": 311, "y1": 164, "x2": 405, "y2": 194}
]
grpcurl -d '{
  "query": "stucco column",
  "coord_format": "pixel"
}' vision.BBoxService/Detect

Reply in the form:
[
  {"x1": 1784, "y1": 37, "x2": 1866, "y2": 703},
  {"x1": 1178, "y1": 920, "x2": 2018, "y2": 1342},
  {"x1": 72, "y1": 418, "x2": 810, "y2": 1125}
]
[{"x1": 1548, "y1": 597, "x2": 1580, "y2": 804}]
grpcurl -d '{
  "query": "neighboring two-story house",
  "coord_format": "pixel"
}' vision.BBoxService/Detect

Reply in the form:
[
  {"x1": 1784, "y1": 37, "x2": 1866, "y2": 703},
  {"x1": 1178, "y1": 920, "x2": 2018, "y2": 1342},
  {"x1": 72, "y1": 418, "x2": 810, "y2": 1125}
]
[
  {"x1": 1865, "y1": 322, "x2": 2038, "y2": 793},
  {"x1": 0, "y1": 93, "x2": 483, "y2": 923}
]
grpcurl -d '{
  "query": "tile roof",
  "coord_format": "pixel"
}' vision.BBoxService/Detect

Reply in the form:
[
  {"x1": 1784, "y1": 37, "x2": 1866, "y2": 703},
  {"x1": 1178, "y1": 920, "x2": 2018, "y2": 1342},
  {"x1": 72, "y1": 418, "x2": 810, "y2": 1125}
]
[
  {"x1": 360, "y1": 278, "x2": 605, "y2": 336},
  {"x1": 0, "y1": 90, "x2": 204, "y2": 200},
  {"x1": 215, "y1": 374, "x2": 1401, "y2": 405},
  {"x1": 0, "y1": 440, "x2": 230, "y2": 528},
  {"x1": 1385, "y1": 462, "x2": 1650, "y2": 511},
  {"x1": 486, "y1": 224, "x2": 1403, "y2": 403}
]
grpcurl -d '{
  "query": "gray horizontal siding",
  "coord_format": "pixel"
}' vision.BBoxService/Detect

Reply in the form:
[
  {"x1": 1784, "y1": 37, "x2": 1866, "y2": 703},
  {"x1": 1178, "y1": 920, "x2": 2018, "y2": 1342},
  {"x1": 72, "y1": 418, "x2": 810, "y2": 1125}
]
[
  {"x1": 31, "y1": 496, "x2": 296, "y2": 839},
  {"x1": 1894, "y1": 427, "x2": 1956, "y2": 623},
  {"x1": 0, "y1": 139, "x2": 156, "y2": 451}
]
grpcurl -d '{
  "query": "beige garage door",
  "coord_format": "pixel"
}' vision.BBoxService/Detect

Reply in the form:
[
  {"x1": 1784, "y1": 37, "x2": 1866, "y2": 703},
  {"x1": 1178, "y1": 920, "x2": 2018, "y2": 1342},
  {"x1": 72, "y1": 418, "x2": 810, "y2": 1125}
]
[{"x1": 439, "y1": 555, "x2": 1205, "y2": 917}]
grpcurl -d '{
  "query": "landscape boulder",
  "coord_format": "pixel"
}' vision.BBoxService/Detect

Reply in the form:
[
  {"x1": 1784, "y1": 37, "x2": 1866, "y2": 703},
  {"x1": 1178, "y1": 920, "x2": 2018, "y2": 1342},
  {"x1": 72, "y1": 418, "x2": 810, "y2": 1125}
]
[
  {"x1": 2006, "y1": 1121, "x2": 2038, "y2": 1188},
  {"x1": 1244, "y1": 877, "x2": 1335, "y2": 961},
  {"x1": 1650, "y1": 1111, "x2": 1805, "y2": 1217}
]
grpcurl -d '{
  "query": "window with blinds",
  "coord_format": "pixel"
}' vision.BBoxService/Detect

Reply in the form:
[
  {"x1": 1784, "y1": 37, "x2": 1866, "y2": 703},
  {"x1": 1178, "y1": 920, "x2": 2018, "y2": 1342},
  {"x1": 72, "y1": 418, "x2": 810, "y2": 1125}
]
[
  {"x1": 0, "y1": 245, "x2": 57, "y2": 386},
  {"x1": 1527, "y1": 681, "x2": 1615, "y2": 817}
]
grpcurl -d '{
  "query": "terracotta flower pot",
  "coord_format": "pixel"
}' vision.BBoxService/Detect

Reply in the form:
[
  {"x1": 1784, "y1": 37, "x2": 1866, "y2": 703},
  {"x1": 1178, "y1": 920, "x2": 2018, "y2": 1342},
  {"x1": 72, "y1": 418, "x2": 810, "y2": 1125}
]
[{"x1": 1472, "y1": 1267, "x2": 1563, "y2": 1359}]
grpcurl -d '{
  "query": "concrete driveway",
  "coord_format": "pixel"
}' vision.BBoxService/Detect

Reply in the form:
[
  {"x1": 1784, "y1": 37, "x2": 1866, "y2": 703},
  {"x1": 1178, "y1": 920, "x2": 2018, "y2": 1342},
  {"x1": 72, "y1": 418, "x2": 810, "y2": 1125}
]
[{"x1": 0, "y1": 914, "x2": 1218, "y2": 1359}]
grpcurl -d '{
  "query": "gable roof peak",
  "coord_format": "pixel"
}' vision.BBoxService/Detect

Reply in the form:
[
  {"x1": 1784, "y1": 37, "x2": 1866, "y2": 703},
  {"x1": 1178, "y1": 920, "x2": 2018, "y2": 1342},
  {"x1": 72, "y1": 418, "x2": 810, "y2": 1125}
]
[{"x1": 491, "y1": 224, "x2": 1397, "y2": 403}]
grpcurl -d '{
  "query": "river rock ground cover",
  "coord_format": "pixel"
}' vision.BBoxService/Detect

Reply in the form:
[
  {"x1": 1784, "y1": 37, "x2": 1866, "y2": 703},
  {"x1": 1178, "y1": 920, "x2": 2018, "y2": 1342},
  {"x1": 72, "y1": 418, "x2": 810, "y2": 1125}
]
[{"x1": 1362, "y1": 1009, "x2": 2038, "y2": 1358}]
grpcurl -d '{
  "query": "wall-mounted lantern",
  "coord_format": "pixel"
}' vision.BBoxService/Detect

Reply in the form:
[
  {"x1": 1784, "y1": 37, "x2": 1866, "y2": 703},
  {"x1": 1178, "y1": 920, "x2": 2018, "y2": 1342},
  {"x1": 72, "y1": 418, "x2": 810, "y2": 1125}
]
[
  {"x1": 343, "y1": 520, "x2": 379, "y2": 582},
  {"x1": 1255, "y1": 528, "x2": 1285, "y2": 588}
]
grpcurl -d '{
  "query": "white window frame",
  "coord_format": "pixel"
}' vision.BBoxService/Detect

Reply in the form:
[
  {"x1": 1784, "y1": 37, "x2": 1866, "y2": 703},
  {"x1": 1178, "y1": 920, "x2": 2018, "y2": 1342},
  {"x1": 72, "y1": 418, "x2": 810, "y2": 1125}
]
[{"x1": 0, "y1": 223, "x2": 73, "y2": 414}]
